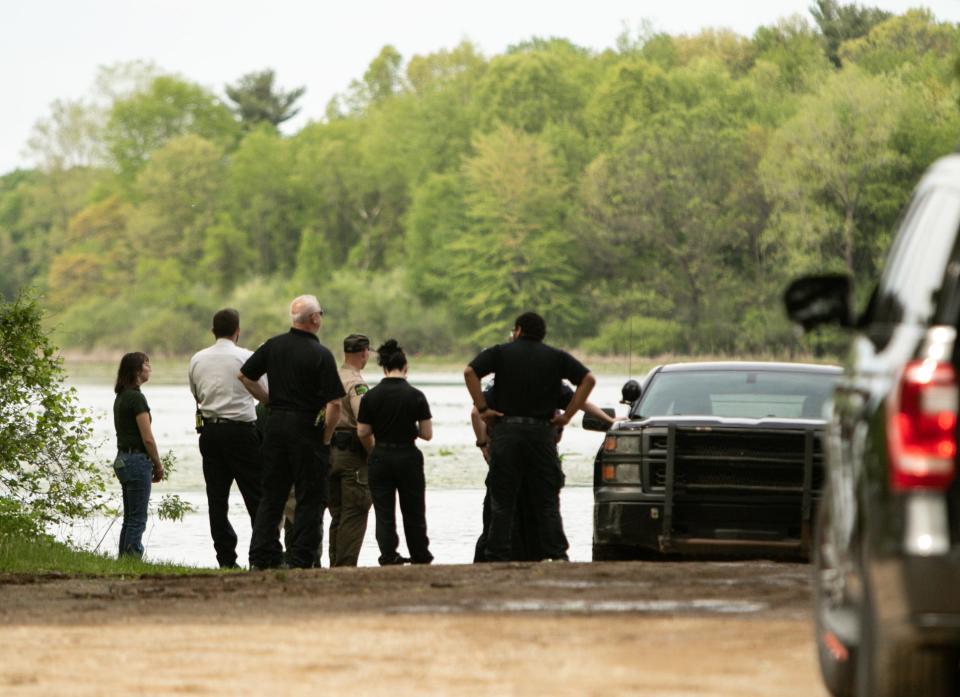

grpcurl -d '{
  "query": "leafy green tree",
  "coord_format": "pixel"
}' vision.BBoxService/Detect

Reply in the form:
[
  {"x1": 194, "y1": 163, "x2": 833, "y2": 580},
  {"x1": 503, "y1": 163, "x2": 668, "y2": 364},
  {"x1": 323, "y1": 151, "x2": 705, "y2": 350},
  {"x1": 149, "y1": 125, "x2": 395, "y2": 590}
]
[
  {"x1": 105, "y1": 75, "x2": 239, "y2": 180},
  {"x1": 406, "y1": 40, "x2": 486, "y2": 95},
  {"x1": 26, "y1": 99, "x2": 105, "y2": 171},
  {"x1": 292, "y1": 226, "x2": 333, "y2": 289},
  {"x1": 0, "y1": 171, "x2": 46, "y2": 299},
  {"x1": 405, "y1": 172, "x2": 469, "y2": 302},
  {"x1": 291, "y1": 120, "x2": 367, "y2": 267},
  {"x1": 838, "y1": 9, "x2": 958, "y2": 79},
  {"x1": 761, "y1": 66, "x2": 907, "y2": 279},
  {"x1": 750, "y1": 16, "x2": 833, "y2": 95},
  {"x1": 810, "y1": 0, "x2": 891, "y2": 67},
  {"x1": 347, "y1": 45, "x2": 404, "y2": 112},
  {"x1": 477, "y1": 39, "x2": 594, "y2": 134},
  {"x1": 130, "y1": 134, "x2": 225, "y2": 270},
  {"x1": 0, "y1": 294, "x2": 106, "y2": 534},
  {"x1": 223, "y1": 127, "x2": 300, "y2": 274},
  {"x1": 581, "y1": 104, "x2": 766, "y2": 351},
  {"x1": 445, "y1": 125, "x2": 582, "y2": 345},
  {"x1": 225, "y1": 69, "x2": 306, "y2": 129},
  {"x1": 583, "y1": 56, "x2": 670, "y2": 142},
  {"x1": 200, "y1": 213, "x2": 256, "y2": 291},
  {"x1": 670, "y1": 29, "x2": 754, "y2": 75}
]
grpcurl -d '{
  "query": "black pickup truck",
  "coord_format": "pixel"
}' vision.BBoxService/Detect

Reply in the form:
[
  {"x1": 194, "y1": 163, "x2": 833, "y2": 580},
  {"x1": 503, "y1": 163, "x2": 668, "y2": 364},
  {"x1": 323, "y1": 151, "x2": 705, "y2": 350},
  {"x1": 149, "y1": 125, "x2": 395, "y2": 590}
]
[{"x1": 585, "y1": 361, "x2": 840, "y2": 560}]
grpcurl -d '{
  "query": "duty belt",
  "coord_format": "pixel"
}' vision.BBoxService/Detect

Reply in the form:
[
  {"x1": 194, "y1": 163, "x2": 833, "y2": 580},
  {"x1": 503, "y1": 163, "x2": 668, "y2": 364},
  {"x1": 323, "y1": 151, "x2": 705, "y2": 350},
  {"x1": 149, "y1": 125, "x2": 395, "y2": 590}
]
[
  {"x1": 499, "y1": 416, "x2": 551, "y2": 425},
  {"x1": 331, "y1": 429, "x2": 364, "y2": 453},
  {"x1": 203, "y1": 416, "x2": 254, "y2": 425},
  {"x1": 375, "y1": 441, "x2": 416, "y2": 449}
]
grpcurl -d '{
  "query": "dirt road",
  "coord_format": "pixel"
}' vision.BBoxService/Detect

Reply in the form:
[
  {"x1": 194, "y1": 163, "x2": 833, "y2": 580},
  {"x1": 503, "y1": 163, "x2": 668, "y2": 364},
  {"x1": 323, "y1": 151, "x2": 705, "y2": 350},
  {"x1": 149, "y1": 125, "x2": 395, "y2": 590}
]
[{"x1": 0, "y1": 560, "x2": 828, "y2": 696}]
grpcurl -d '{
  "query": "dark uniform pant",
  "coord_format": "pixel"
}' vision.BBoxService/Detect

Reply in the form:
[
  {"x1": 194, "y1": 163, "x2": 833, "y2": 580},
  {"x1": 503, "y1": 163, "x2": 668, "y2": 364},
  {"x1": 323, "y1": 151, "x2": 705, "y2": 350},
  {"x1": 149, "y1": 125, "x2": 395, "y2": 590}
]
[
  {"x1": 249, "y1": 410, "x2": 329, "y2": 569},
  {"x1": 199, "y1": 421, "x2": 262, "y2": 568},
  {"x1": 485, "y1": 420, "x2": 568, "y2": 561},
  {"x1": 474, "y1": 484, "x2": 542, "y2": 562},
  {"x1": 328, "y1": 445, "x2": 371, "y2": 566},
  {"x1": 368, "y1": 445, "x2": 433, "y2": 565}
]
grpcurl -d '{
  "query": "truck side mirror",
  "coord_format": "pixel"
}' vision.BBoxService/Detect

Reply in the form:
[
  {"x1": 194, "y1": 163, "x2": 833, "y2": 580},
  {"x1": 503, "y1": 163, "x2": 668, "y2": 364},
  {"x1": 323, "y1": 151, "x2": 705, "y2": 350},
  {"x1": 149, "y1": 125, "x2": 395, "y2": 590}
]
[
  {"x1": 621, "y1": 379, "x2": 641, "y2": 405},
  {"x1": 784, "y1": 274, "x2": 855, "y2": 331}
]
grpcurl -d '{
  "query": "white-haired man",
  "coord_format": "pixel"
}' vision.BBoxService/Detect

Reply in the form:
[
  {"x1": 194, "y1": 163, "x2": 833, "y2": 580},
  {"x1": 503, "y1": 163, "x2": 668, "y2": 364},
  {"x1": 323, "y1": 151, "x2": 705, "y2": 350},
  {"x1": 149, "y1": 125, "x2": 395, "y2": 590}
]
[{"x1": 239, "y1": 295, "x2": 345, "y2": 569}]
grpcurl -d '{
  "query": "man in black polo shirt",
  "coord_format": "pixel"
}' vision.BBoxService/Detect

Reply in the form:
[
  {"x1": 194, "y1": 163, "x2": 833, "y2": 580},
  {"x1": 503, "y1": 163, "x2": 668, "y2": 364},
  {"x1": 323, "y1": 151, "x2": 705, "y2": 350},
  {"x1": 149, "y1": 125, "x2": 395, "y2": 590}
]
[
  {"x1": 239, "y1": 294, "x2": 345, "y2": 569},
  {"x1": 464, "y1": 311, "x2": 596, "y2": 561}
]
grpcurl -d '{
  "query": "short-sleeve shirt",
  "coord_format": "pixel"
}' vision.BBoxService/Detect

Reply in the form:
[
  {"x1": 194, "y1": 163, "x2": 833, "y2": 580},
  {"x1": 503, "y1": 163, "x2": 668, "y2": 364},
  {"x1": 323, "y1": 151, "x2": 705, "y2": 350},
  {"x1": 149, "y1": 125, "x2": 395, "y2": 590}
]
[
  {"x1": 357, "y1": 377, "x2": 432, "y2": 444},
  {"x1": 240, "y1": 328, "x2": 345, "y2": 413},
  {"x1": 469, "y1": 337, "x2": 589, "y2": 419},
  {"x1": 188, "y1": 338, "x2": 260, "y2": 422},
  {"x1": 114, "y1": 388, "x2": 150, "y2": 451},
  {"x1": 484, "y1": 382, "x2": 574, "y2": 413},
  {"x1": 337, "y1": 364, "x2": 369, "y2": 430}
]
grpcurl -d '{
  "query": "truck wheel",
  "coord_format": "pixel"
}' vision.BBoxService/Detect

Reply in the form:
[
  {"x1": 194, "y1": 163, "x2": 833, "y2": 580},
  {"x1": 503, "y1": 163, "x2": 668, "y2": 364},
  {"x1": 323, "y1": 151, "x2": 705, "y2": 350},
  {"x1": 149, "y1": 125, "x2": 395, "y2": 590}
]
[
  {"x1": 813, "y1": 501, "x2": 855, "y2": 697},
  {"x1": 856, "y1": 583, "x2": 958, "y2": 697}
]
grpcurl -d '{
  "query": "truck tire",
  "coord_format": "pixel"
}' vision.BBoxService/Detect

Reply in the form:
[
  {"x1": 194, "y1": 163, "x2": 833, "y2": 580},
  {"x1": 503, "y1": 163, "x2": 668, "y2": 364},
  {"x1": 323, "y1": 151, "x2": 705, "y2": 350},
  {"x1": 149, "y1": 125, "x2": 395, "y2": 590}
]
[
  {"x1": 856, "y1": 582, "x2": 958, "y2": 697},
  {"x1": 812, "y1": 501, "x2": 855, "y2": 697}
]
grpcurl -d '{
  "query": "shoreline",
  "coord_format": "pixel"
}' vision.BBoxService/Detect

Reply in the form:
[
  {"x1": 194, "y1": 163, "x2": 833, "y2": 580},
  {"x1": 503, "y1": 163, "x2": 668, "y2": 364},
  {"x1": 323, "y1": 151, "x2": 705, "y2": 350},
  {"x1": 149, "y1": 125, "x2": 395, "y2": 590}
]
[{"x1": 61, "y1": 350, "x2": 834, "y2": 383}]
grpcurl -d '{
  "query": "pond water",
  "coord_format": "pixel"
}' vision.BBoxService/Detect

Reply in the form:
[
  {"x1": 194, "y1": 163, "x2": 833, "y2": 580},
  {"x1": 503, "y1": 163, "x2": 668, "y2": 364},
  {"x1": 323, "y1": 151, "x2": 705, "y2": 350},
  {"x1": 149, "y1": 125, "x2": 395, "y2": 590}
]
[{"x1": 64, "y1": 371, "x2": 635, "y2": 567}]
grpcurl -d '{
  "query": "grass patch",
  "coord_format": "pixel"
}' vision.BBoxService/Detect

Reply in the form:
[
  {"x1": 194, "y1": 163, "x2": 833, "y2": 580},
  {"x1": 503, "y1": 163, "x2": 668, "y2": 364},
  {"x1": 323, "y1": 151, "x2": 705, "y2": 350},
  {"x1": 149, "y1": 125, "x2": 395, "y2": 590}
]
[{"x1": 0, "y1": 532, "x2": 218, "y2": 577}]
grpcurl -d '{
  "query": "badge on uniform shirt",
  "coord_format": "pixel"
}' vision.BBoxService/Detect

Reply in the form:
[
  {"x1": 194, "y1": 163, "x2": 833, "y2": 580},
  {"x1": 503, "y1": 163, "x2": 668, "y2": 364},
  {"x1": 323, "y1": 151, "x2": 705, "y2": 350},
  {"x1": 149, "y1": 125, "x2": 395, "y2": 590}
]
[{"x1": 355, "y1": 385, "x2": 369, "y2": 396}]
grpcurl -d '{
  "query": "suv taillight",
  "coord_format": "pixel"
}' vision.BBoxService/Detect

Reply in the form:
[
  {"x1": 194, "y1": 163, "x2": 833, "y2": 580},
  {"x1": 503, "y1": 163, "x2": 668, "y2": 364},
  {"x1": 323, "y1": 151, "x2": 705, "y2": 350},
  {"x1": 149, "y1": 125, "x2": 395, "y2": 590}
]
[{"x1": 887, "y1": 359, "x2": 958, "y2": 491}]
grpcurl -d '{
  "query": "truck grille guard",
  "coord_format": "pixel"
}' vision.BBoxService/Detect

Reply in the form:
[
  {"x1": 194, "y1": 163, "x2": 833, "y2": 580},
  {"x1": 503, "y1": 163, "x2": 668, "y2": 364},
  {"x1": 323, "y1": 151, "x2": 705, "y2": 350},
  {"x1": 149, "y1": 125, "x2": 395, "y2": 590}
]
[{"x1": 654, "y1": 424, "x2": 822, "y2": 554}]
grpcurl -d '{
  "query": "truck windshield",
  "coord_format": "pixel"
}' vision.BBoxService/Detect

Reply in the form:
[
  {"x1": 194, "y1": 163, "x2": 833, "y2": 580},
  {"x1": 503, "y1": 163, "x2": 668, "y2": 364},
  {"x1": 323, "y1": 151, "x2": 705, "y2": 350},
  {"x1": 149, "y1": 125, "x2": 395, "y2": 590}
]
[{"x1": 634, "y1": 369, "x2": 839, "y2": 420}]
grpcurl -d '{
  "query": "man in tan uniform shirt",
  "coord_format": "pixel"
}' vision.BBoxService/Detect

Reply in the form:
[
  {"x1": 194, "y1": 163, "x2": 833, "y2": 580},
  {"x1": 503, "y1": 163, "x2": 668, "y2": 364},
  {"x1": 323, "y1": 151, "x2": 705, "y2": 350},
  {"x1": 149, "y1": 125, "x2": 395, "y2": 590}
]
[{"x1": 328, "y1": 333, "x2": 374, "y2": 566}]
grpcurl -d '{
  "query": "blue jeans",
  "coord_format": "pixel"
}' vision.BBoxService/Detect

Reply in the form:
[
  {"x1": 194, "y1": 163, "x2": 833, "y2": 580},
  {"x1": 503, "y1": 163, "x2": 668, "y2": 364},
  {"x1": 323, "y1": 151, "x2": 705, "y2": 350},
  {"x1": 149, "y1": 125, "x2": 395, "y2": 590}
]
[{"x1": 113, "y1": 452, "x2": 152, "y2": 558}]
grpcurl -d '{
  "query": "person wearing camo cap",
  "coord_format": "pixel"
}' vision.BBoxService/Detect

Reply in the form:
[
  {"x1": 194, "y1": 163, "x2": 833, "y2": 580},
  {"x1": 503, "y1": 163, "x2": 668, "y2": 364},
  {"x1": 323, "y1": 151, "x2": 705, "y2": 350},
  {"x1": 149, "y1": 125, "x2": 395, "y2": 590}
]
[{"x1": 327, "y1": 333, "x2": 374, "y2": 566}]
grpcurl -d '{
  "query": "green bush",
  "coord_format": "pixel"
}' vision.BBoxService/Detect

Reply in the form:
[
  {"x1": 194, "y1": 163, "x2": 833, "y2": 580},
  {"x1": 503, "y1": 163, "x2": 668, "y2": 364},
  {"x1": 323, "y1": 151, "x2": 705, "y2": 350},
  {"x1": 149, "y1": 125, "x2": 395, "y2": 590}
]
[
  {"x1": 580, "y1": 315, "x2": 683, "y2": 356},
  {"x1": 0, "y1": 293, "x2": 107, "y2": 532},
  {"x1": 317, "y1": 268, "x2": 460, "y2": 355}
]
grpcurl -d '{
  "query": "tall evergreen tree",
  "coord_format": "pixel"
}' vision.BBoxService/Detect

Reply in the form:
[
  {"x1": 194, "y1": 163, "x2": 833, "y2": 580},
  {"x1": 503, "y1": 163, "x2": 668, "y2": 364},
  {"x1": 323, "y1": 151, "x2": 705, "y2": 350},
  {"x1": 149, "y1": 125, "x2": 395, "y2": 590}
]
[
  {"x1": 225, "y1": 69, "x2": 306, "y2": 129},
  {"x1": 810, "y1": 0, "x2": 891, "y2": 67}
]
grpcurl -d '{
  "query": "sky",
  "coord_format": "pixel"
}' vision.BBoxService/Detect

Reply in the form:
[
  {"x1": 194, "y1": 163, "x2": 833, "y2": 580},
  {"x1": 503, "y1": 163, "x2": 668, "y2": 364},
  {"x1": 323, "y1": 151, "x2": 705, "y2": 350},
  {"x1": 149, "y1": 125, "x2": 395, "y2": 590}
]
[{"x1": 4, "y1": 0, "x2": 960, "y2": 174}]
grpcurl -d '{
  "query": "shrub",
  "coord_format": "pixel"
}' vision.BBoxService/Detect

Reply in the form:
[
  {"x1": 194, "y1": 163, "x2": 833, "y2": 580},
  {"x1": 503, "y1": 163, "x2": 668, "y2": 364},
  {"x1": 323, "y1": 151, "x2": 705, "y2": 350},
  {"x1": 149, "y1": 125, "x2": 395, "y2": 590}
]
[
  {"x1": 0, "y1": 293, "x2": 107, "y2": 532},
  {"x1": 580, "y1": 315, "x2": 683, "y2": 356}
]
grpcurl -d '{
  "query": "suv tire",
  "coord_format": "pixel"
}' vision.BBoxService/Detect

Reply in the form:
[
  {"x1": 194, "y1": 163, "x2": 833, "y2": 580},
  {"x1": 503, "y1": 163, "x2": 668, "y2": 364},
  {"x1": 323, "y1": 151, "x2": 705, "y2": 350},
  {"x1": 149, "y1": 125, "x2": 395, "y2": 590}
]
[
  {"x1": 813, "y1": 499, "x2": 856, "y2": 697},
  {"x1": 856, "y1": 579, "x2": 958, "y2": 697}
]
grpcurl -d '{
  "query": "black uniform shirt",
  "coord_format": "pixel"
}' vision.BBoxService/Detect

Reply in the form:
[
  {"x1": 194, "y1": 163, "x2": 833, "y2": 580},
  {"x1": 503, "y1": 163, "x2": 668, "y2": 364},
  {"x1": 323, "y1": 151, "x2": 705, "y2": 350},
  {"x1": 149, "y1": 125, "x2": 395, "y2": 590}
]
[
  {"x1": 357, "y1": 378, "x2": 432, "y2": 444},
  {"x1": 241, "y1": 328, "x2": 345, "y2": 413},
  {"x1": 114, "y1": 388, "x2": 149, "y2": 451},
  {"x1": 483, "y1": 383, "x2": 574, "y2": 412},
  {"x1": 469, "y1": 337, "x2": 588, "y2": 419}
]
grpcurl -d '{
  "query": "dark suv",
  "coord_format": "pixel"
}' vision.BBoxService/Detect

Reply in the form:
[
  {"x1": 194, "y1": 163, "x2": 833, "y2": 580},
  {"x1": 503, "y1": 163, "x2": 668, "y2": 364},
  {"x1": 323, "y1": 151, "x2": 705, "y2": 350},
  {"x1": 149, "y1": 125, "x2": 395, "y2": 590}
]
[{"x1": 785, "y1": 155, "x2": 960, "y2": 697}]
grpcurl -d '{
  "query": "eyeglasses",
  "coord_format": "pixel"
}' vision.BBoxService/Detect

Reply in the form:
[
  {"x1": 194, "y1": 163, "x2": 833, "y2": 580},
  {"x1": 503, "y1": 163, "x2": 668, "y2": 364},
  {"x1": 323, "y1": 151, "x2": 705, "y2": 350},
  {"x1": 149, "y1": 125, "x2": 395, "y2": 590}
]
[{"x1": 313, "y1": 309, "x2": 324, "y2": 317}]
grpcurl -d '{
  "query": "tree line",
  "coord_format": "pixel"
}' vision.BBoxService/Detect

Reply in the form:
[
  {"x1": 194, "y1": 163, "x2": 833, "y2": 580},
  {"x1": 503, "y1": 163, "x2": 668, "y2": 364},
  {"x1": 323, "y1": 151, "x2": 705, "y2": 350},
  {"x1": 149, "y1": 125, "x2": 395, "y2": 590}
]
[{"x1": 2, "y1": 1, "x2": 959, "y2": 356}]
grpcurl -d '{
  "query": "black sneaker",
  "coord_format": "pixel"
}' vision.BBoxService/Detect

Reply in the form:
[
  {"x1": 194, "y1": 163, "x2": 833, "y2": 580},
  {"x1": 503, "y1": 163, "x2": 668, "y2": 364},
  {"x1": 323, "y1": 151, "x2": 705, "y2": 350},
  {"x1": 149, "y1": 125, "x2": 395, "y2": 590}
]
[{"x1": 379, "y1": 554, "x2": 410, "y2": 566}]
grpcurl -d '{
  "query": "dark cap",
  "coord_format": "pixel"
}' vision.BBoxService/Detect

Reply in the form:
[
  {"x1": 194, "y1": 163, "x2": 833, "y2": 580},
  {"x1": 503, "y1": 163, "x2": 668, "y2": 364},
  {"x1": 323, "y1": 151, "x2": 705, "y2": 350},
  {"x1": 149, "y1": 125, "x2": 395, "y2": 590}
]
[{"x1": 343, "y1": 333, "x2": 371, "y2": 353}]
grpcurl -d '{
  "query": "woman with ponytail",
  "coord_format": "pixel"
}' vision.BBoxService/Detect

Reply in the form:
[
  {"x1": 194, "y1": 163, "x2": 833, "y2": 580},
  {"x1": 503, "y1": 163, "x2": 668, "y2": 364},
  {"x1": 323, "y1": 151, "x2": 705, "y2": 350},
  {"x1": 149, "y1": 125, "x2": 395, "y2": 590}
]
[{"x1": 356, "y1": 339, "x2": 434, "y2": 565}]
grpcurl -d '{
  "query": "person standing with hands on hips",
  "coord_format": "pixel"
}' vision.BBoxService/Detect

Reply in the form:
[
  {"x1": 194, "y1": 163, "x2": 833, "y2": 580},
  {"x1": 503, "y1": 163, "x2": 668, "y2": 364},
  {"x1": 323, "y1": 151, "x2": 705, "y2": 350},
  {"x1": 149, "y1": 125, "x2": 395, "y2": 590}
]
[
  {"x1": 239, "y1": 295, "x2": 345, "y2": 570},
  {"x1": 357, "y1": 340, "x2": 434, "y2": 566},
  {"x1": 112, "y1": 352, "x2": 164, "y2": 559},
  {"x1": 464, "y1": 311, "x2": 596, "y2": 562}
]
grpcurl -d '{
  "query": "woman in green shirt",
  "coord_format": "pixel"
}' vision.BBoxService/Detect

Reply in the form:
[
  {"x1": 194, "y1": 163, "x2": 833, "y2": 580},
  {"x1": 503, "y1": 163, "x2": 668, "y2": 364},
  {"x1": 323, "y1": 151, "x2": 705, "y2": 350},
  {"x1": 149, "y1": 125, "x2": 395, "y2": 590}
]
[{"x1": 112, "y1": 352, "x2": 164, "y2": 558}]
